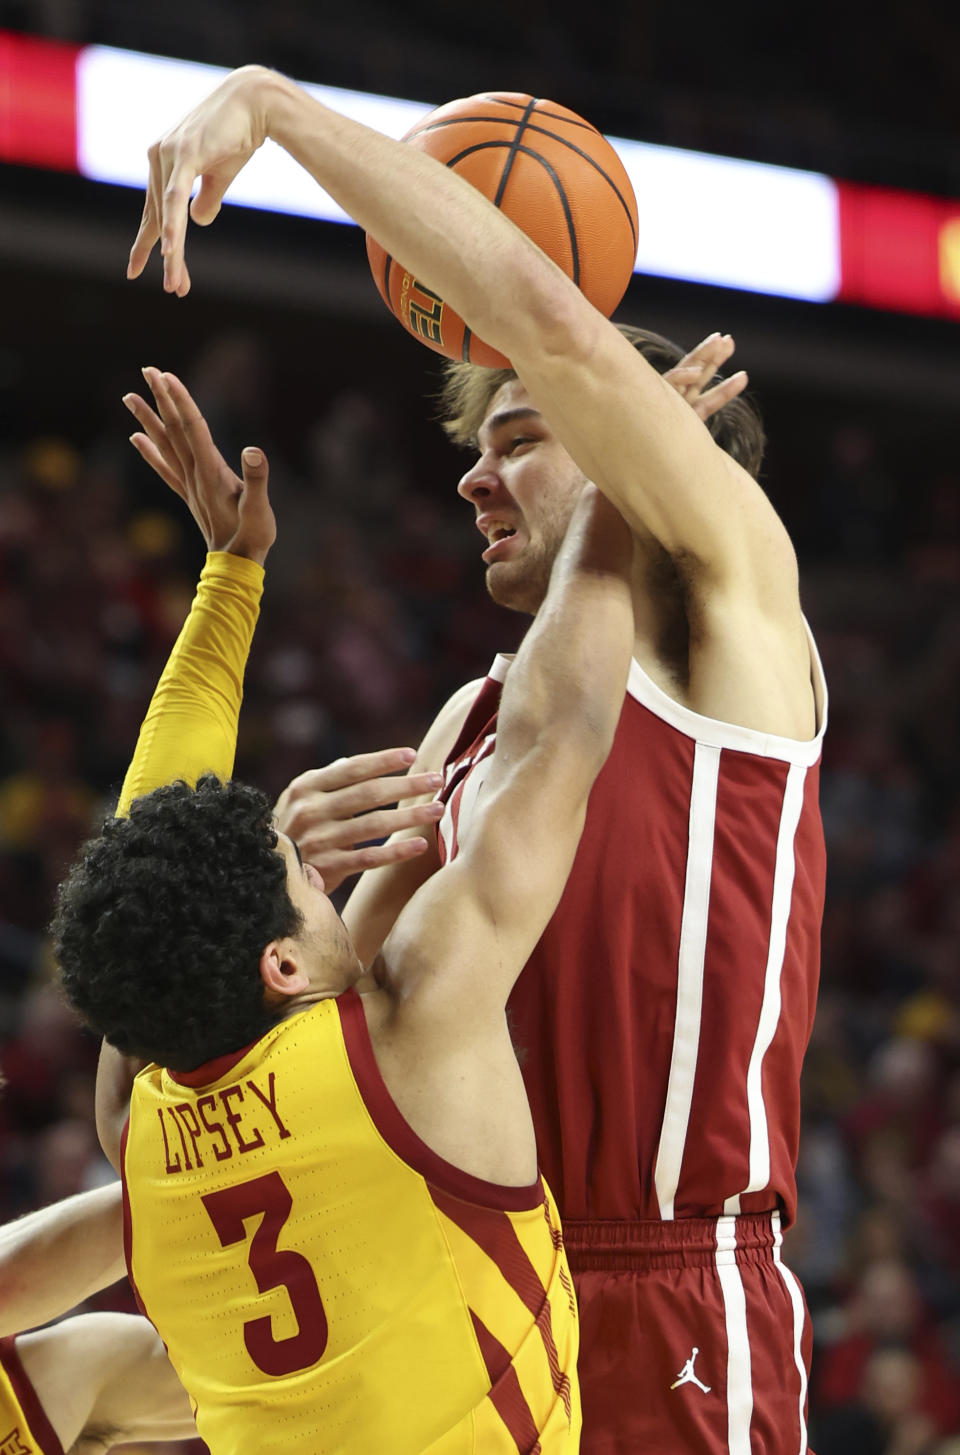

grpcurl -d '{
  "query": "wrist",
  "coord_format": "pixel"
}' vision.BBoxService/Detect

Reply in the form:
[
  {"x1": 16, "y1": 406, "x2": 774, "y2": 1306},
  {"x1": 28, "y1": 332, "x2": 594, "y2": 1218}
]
[{"x1": 262, "y1": 69, "x2": 311, "y2": 153}]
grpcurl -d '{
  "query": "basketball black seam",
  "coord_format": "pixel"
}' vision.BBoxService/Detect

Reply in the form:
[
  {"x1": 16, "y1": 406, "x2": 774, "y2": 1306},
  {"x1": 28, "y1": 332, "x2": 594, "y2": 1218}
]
[
  {"x1": 406, "y1": 109, "x2": 600, "y2": 140},
  {"x1": 443, "y1": 140, "x2": 580, "y2": 288},
  {"x1": 480, "y1": 95, "x2": 597, "y2": 129},
  {"x1": 493, "y1": 97, "x2": 538, "y2": 210},
  {"x1": 460, "y1": 98, "x2": 537, "y2": 363},
  {"x1": 422, "y1": 130, "x2": 637, "y2": 250}
]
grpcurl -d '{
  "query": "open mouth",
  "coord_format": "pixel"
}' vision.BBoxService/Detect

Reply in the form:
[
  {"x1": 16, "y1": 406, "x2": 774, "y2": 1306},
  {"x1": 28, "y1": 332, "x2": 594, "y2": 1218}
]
[{"x1": 481, "y1": 527, "x2": 523, "y2": 564}]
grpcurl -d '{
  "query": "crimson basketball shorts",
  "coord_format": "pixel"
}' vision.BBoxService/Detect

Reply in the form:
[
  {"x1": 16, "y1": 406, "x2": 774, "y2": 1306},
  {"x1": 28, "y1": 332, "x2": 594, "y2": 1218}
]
[{"x1": 564, "y1": 1211, "x2": 814, "y2": 1455}]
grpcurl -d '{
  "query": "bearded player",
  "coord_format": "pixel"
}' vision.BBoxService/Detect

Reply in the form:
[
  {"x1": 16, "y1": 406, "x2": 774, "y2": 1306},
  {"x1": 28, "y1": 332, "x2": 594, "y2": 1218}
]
[{"x1": 126, "y1": 68, "x2": 826, "y2": 1453}]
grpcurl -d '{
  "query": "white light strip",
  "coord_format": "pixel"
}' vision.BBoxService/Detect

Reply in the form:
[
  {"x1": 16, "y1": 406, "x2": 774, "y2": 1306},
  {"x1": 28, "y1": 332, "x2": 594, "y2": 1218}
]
[
  {"x1": 612, "y1": 138, "x2": 840, "y2": 302},
  {"x1": 76, "y1": 45, "x2": 840, "y2": 303},
  {"x1": 76, "y1": 47, "x2": 431, "y2": 227}
]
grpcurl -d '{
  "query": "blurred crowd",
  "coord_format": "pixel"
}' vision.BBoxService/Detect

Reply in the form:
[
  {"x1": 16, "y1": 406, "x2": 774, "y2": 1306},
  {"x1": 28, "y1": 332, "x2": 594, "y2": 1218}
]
[{"x1": 1, "y1": 320, "x2": 959, "y2": 1454}]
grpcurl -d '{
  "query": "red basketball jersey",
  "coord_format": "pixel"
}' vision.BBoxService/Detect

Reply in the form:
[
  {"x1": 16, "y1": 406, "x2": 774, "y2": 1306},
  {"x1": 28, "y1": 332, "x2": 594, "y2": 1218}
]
[{"x1": 438, "y1": 640, "x2": 827, "y2": 1226}]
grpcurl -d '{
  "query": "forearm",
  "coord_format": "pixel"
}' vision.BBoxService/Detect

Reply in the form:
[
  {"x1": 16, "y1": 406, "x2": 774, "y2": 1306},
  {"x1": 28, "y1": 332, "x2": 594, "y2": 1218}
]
[
  {"x1": 117, "y1": 551, "x2": 263, "y2": 815},
  {"x1": 259, "y1": 71, "x2": 571, "y2": 363},
  {"x1": 260, "y1": 78, "x2": 759, "y2": 565},
  {"x1": 498, "y1": 489, "x2": 634, "y2": 768},
  {"x1": 0, "y1": 1185, "x2": 124, "y2": 1333}
]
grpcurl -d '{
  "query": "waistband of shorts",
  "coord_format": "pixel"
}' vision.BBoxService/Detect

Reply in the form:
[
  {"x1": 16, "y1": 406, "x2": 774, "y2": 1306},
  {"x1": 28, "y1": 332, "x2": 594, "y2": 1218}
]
[{"x1": 562, "y1": 1211, "x2": 783, "y2": 1273}]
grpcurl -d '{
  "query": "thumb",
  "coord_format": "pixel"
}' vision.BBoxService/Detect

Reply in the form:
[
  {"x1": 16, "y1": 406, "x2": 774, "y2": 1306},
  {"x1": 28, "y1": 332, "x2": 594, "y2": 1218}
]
[
  {"x1": 241, "y1": 446, "x2": 269, "y2": 485},
  {"x1": 233, "y1": 446, "x2": 276, "y2": 562},
  {"x1": 189, "y1": 162, "x2": 245, "y2": 227}
]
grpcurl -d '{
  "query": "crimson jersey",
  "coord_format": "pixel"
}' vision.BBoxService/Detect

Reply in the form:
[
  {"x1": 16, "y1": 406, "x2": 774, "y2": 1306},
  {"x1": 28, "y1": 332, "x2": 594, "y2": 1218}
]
[{"x1": 439, "y1": 641, "x2": 827, "y2": 1226}]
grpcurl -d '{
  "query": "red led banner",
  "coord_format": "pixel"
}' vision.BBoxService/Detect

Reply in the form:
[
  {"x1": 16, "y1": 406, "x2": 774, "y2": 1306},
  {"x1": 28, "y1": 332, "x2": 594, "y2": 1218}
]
[
  {"x1": 836, "y1": 182, "x2": 960, "y2": 320},
  {"x1": 0, "y1": 30, "x2": 78, "y2": 170}
]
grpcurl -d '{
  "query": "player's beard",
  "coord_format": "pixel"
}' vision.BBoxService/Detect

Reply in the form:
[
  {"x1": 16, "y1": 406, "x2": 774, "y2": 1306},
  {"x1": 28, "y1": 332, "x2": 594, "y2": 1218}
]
[{"x1": 484, "y1": 480, "x2": 587, "y2": 616}]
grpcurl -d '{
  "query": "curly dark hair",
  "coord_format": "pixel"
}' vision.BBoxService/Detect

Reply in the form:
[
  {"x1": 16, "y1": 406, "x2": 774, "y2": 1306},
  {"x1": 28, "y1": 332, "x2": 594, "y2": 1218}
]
[
  {"x1": 53, "y1": 775, "x2": 303, "y2": 1072},
  {"x1": 439, "y1": 324, "x2": 766, "y2": 480}
]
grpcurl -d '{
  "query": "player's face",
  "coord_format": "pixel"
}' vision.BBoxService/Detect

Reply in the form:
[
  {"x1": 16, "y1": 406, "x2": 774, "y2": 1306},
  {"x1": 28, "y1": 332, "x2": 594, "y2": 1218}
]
[
  {"x1": 276, "y1": 834, "x2": 360, "y2": 985},
  {"x1": 457, "y1": 379, "x2": 588, "y2": 615}
]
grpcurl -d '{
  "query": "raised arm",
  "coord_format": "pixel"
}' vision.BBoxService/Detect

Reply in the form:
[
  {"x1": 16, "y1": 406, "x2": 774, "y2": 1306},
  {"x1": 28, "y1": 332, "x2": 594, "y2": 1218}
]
[
  {"x1": 117, "y1": 368, "x2": 272, "y2": 812},
  {"x1": 92, "y1": 371, "x2": 274, "y2": 1157},
  {"x1": 0, "y1": 1184, "x2": 124, "y2": 1334},
  {"x1": 129, "y1": 70, "x2": 798, "y2": 620},
  {"x1": 380, "y1": 485, "x2": 634, "y2": 1021}
]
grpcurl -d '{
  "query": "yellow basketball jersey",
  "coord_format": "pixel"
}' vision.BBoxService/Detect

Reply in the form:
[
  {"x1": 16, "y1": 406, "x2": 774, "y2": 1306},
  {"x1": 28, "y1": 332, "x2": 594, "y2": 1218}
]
[
  {"x1": 0, "y1": 1338, "x2": 63, "y2": 1455},
  {"x1": 122, "y1": 989, "x2": 580, "y2": 1454}
]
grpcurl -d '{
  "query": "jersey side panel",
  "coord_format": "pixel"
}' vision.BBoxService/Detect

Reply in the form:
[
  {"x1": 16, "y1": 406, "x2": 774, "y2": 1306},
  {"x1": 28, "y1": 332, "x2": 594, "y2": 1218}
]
[{"x1": 0, "y1": 1338, "x2": 65, "y2": 1455}]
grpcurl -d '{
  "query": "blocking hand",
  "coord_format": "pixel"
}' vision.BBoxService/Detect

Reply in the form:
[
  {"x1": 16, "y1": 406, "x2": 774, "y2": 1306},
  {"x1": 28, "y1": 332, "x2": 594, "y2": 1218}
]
[
  {"x1": 124, "y1": 367, "x2": 276, "y2": 565},
  {"x1": 275, "y1": 749, "x2": 445, "y2": 893}
]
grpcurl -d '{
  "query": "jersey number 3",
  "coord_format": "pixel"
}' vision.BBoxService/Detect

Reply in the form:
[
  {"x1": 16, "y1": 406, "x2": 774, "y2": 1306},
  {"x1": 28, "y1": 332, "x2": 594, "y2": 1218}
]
[{"x1": 202, "y1": 1170, "x2": 328, "y2": 1375}]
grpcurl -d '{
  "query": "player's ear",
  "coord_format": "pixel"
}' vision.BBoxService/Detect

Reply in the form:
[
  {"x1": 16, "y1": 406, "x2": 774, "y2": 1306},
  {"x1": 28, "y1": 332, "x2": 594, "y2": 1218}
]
[{"x1": 259, "y1": 941, "x2": 309, "y2": 999}]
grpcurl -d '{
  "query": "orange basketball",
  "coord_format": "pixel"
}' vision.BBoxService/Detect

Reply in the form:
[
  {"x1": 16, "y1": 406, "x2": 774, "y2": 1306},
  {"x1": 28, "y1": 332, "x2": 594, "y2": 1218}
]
[{"x1": 365, "y1": 92, "x2": 639, "y2": 367}]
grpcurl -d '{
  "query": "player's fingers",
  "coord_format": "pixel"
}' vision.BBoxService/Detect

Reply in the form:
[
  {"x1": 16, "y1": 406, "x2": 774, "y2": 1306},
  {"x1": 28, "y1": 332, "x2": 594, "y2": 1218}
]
[
  {"x1": 308, "y1": 836, "x2": 430, "y2": 893},
  {"x1": 142, "y1": 368, "x2": 194, "y2": 474},
  {"x1": 128, "y1": 434, "x2": 188, "y2": 499},
  {"x1": 679, "y1": 332, "x2": 735, "y2": 387},
  {"x1": 236, "y1": 447, "x2": 276, "y2": 554},
  {"x1": 128, "y1": 152, "x2": 164, "y2": 278},
  {"x1": 158, "y1": 147, "x2": 199, "y2": 295},
  {"x1": 662, "y1": 364, "x2": 702, "y2": 399},
  {"x1": 189, "y1": 165, "x2": 243, "y2": 227},
  {"x1": 306, "y1": 802, "x2": 445, "y2": 852},
  {"x1": 344, "y1": 767, "x2": 443, "y2": 807},
  {"x1": 693, "y1": 370, "x2": 749, "y2": 420},
  {"x1": 122, "y1": 391, "x2": 170, "y2": 451},
  {"x1": 160, "y1": 372, "x2": 219, "y2": 466},
  {"x1": 315, "y1": 748, "x2": 421, "y2": 789},
  {"x1": 175, "y1": 255, "x2": 192, "y2": 299},
  {"x1": 675, "y1": 332, "x2": 721, "y2": 370},
  {"x1": 283, "y1": 786, "x2": 443, "y2": 848},
  {"x1": 322, "y1": 772, "x2": 444, "y2": 820}
]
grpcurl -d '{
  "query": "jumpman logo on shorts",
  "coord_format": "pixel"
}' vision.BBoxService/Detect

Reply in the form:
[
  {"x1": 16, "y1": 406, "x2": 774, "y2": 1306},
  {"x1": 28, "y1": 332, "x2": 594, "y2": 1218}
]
[{"x1": 670, "y1": 1346, "x2": 711, "y2": 1394}]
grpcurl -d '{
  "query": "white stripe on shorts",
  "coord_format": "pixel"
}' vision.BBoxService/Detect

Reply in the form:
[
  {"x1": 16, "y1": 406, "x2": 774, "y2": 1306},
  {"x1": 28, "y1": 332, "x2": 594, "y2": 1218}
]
[
  {"x1": 772, "y1": 1211, "x2": 809, "y2": 1455},
  {"x1": 715, "y1": 1215, "x2": 753, "y2": 1455}
]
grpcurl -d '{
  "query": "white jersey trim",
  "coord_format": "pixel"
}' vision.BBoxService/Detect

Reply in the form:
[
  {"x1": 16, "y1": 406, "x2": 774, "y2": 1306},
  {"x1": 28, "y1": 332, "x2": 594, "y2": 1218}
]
[
  {"x1": 654, "y1": 742, "x2": 720, "y2": 1220},
  {"x1": 488, "y1": 621, "x2": 828, "y2": 766},
  {"x1": 739, "y1": 762, "x2": 808, "y2": 1204}
]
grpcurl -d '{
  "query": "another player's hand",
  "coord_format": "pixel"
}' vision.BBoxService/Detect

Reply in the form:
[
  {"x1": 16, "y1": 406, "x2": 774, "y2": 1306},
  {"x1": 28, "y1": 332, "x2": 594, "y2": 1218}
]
[
  {"x1": 127, "y1": 65, "x2": 281, "y2": 297},
  {"x1": 123, "y1": 367, "x2": 276, "y2": 565},
  {"x1": 663, "y1": 332, "x2": 748, "y2": 421},
  {"x1": 275, "y1": 749, "x2": 445, "y2": 893}
]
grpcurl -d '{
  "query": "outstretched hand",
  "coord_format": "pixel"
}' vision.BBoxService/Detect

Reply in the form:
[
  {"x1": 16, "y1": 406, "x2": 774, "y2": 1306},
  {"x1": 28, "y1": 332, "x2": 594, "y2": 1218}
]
[
  {"x1": 123, "y1": 368, "x2": 276, "y2": 564},
  {"x1": 663, "y1": 332, "x2": 748, "y2": 421},
  {"x1": 127, "y1": 65, "x2": 277, "y2": 297},
  {"x1": 275, "y1": 750, "x2": 445, "y2": 893}
]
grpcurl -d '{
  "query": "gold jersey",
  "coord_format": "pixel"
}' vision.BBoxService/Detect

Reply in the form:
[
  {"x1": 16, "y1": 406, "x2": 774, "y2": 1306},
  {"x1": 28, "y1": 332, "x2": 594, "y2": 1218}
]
[
  {"x1": 0, "y1": 1338, "x2": 62, "y2": 1455},
  {"x1": 123, "y1": 991, "x2": 580, "y2": 1454}
]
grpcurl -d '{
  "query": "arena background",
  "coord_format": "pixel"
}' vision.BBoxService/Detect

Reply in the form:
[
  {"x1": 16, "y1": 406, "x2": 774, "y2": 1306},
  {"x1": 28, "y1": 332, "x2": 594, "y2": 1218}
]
[{"x1": 1, "y1": 4, "x2": 959, "y2": 1451}]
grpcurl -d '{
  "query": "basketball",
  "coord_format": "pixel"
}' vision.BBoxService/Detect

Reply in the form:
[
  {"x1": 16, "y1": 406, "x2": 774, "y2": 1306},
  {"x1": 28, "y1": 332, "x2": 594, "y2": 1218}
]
[{"x1": 365, "y1": 93, "x2": 639, "y2": 367}]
